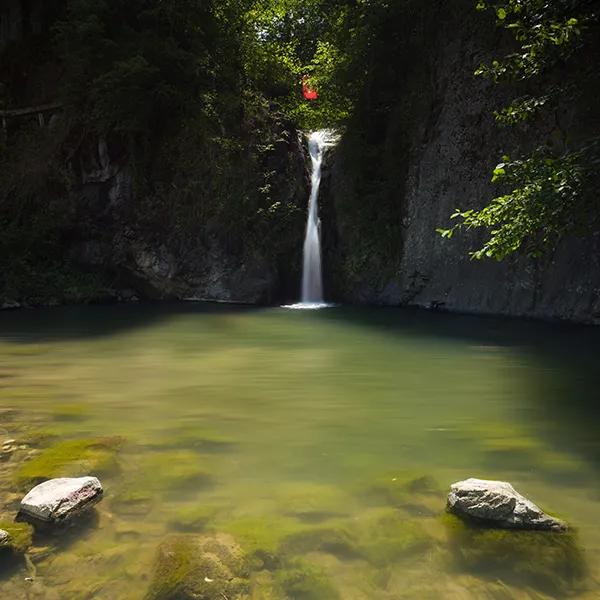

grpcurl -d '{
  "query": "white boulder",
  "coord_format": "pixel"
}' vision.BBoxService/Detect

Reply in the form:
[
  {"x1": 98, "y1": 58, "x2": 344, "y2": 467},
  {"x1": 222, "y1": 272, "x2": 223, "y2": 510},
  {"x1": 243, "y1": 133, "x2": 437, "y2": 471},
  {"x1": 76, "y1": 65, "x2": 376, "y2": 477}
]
[
  {"x1": 0, "y1": 529, "x2": 9, "y2": 546},
  {"x1": 19, "y1": 477, "x2": 103, "y2": 523},
  {"x1": 447, "y1": 478, "x2": 566, "y2": 531}
]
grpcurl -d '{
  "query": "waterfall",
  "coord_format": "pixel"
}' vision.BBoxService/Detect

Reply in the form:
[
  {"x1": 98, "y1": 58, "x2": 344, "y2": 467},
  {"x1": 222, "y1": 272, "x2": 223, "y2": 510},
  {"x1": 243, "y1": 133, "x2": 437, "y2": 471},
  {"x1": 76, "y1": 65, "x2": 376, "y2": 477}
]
[
  {"x1": 301, "y1": 131, "x2": 327, "y2": 305},
  {"x1": 284, "y1": 130, "x2": 336, "y2": 310}
]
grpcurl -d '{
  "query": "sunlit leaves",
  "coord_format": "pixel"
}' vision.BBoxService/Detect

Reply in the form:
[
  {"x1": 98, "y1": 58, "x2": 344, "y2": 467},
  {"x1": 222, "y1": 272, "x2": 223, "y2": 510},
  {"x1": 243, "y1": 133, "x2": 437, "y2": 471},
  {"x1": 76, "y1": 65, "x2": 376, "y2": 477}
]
[{"x1": 439, "y1": 147, "x2": 598, "y2": 260}]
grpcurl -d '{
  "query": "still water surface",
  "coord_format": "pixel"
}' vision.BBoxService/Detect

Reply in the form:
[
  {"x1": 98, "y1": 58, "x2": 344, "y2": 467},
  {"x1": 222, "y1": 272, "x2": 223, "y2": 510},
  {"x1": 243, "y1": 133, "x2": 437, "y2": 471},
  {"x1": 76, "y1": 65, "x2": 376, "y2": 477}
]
[{"x1": 0, "y1": 303, "x2": 599, "y2": 599}]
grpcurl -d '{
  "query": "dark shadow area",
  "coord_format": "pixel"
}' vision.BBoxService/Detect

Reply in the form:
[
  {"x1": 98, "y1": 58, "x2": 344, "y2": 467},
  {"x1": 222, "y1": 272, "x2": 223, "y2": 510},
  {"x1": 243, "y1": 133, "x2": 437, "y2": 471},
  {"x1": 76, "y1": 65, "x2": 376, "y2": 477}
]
[
  {"x1": 443, "y1": 513, "x2": 588, "y2": 596},
  {"x1": 0, "y1": 301, "x2": 264, "y2": 343},
  {"x1": 0, "y1": 548, "x2": 26, "y2": 580},
  {"x1": 26, "y1": 509, "x2": 101, "y2": 552}
]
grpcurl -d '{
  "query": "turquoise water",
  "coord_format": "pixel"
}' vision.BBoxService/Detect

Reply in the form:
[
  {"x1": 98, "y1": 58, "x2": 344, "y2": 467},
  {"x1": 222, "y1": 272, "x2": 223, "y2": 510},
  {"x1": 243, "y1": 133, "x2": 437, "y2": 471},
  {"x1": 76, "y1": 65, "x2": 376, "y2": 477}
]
[{"x1": 0, "y1": 303, "x2": 599, "y2": 598}]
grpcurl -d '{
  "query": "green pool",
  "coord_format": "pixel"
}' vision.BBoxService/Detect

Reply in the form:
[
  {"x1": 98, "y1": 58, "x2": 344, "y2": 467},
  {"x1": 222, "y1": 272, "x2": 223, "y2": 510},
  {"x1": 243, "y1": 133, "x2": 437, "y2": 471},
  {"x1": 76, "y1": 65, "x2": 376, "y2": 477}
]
[{"x1": 0, "y1": 303, "x2": 598, "y2": 599}]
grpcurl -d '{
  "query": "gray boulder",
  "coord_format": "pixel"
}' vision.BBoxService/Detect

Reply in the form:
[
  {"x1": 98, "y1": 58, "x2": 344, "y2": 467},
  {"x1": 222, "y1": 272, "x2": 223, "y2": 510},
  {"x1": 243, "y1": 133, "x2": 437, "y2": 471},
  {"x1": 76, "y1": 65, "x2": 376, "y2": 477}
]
[
  {"x1": 19, "y1": 476, "x2": 103, "y2": 523},
  {"x1": 447, "y1": 478, "x2": 567, "y2": 531}
]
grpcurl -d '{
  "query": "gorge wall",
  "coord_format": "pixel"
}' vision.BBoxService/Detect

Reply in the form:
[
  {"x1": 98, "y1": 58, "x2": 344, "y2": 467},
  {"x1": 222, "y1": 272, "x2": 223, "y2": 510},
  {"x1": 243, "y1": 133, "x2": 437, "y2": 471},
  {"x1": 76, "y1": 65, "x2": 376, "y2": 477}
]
[{"x1": 324, "y1": 0, "x2": 600, "y2": 324}]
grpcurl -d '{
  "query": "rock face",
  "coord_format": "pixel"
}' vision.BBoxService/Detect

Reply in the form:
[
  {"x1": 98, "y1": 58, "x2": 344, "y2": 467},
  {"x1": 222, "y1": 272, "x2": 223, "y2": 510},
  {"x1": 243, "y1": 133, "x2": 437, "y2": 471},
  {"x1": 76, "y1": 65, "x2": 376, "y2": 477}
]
[
  {"x1": 19, "y1": 476, "x2": 103, "y2": 523},
  {"x1": 447, "y1": 478, "x2": 566, "y2": 531},
  {"x1": 64, "y1": 117, "x2": 308, "y2": 307}
]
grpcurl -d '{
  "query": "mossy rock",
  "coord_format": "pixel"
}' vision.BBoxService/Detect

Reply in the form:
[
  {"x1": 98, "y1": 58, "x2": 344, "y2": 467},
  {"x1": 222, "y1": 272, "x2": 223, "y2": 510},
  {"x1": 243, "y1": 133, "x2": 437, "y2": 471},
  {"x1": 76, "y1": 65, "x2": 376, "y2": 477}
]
[
  {"x1": 0, "y1": 520, "x2": 33, "y2": 554},
  {"x1": 167, "y1": 504, "x2": 219, "y2": 532},
  {"x1": 276, "y1": 559, "x2": 340, "y2": 600},
  {"x1": 14, "y1": 437, "x2": 123, "y2": 487},
  {"x1": 145, "y1": 533, "x2": 249, "y2": 600},
  {"x1": 355, "y1": 511, "x2": 433, "y2": 566},
  {"x1": 443, "y1": 513, "x2": 587, "y2": 595}
]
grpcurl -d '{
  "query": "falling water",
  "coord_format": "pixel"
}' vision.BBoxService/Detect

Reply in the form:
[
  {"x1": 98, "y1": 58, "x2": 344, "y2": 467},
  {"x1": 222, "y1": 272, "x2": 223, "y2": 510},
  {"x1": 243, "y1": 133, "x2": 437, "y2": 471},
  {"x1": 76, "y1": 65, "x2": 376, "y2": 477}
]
[{"x1": 301, "y1": 131, "x2": 327, "y2": 305}]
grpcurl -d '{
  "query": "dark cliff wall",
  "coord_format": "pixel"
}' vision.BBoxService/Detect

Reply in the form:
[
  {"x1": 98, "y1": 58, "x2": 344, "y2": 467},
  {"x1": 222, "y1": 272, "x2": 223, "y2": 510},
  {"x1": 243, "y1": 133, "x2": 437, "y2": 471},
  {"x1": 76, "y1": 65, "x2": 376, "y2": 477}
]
[{"x1": 325, "y1": 0, "x2": 600, "y2": 324}]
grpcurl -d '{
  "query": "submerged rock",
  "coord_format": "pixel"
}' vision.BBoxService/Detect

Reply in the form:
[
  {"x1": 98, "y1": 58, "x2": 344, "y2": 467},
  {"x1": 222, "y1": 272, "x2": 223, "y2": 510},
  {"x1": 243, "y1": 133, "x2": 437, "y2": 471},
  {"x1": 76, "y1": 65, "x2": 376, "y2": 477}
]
[
  {"x1": 443, "y1": 513, "x2": 586, "y2": 595},
  {"x1": 145, "y1": 533, "x2": 249, "y2": 600},
  {"x1": 19, "y1": 476, "x2": 103, "y2": 523},
  {"x1": 447, "y1": 478, "x2": 566, "y2": 531}
]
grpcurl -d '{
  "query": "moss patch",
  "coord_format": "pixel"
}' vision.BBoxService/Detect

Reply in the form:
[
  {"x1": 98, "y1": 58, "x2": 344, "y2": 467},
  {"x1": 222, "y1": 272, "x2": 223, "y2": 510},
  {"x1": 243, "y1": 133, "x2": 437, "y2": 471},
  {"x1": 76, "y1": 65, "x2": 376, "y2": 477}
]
[
  {"x1": 223, "y1": 516, "x2": 301, "y2": 558},
  {"x1": 0, "y1": 520, "x2": 33, "y2": 554},
  {"x1": 14, "y1": 437, "x2": 122, "y2": 487}
]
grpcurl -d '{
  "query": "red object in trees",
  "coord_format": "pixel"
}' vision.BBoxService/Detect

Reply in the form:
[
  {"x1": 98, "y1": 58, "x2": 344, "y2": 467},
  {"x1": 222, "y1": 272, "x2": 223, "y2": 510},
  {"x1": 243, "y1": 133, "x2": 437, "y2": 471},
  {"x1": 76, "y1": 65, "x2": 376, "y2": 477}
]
[{"x1": 302, "y1": 75, "x2": 318, "y2": 101}]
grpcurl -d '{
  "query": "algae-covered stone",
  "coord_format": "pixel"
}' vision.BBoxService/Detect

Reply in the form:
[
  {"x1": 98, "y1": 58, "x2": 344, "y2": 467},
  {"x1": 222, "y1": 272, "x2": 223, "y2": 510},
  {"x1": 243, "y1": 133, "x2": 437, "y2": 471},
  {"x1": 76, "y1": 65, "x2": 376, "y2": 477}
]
[
  {"x1": 276, "y1": 560, "x2": 340, "y2": 600},
  {"x1": 0, "y1": 520, "x2": 34, "y2": 554},
  {"x1": 447, "y1": 478, "x2": 567, "y2": 531},
  {"x1": 443, "y1": 513, "x2": 586, "y2": 595},
  {"x1": 145, "y1": 533, "x2": 249, "y2": 600},
  {"x1": 14, "y1": 437, "x2": 122, "y2": 487},
  {"x1": 19, "y1": 476, "x2": 103, "y2": 523}
]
